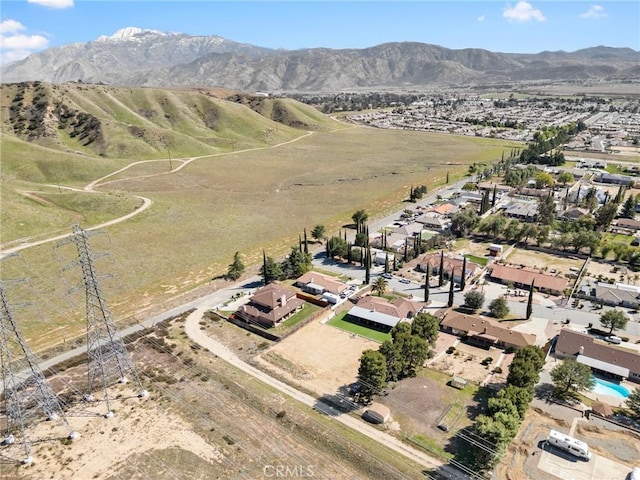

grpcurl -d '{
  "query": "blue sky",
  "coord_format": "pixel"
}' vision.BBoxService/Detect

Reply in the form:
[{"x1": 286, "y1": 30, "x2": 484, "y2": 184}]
[{"x1": 1, "y1": 1, "x2": 638, "y2": 64}]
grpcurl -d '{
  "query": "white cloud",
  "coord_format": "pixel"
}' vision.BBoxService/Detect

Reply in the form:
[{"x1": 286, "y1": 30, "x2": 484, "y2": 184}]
[
  {"x1": 1, "y1": 34, "x2": 49, "y2": 50},
  {"x1": 0, "y1": 20, "x2": 26, "y2": 34},
  {"x1": 0, "y1": 20, "x2": 49, "y2": 65},
  {"x1": 580, "y1": 5, "x2": 607, "y2": 19},
  {"x1": 477, "y1": 15, "x2": 486, "y2": 22},
  {"x1": 1, "y1": 49, "x2": 33, "y2": 64},
  {"x1": 27, "y1": 0, "x2": 74, "y2": 9},
  {"x1": 503, "y1": 1, "x2": 546, "y2": 22}
]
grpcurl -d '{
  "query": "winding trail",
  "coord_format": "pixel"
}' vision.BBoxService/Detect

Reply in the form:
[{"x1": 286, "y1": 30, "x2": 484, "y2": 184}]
[{"x1": 1, "y1": 130, "x2": 314, "y2": 255}]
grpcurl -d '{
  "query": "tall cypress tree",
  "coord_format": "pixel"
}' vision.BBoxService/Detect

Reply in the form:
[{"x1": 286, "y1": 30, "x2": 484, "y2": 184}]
[
  {"x1": 403, "y1": 240, "x2": 408, "y2": 262},
  {"x1": 262, "y1": 250, "x2": 268, "y2": 285},
  {"x1": 448, "y1": 268, "x2": 455, "y2": 307},
  {"x1": 438, "y1": 251, "x2": 445, "y2": 287},
  {"x1": 303, "y1": 228, "x2": 309, "y2": 254},
  {"x1": 384, "y1": 253, "x2": 389, "y2": 274},
  {"x1": 424, "y1": 264, "x2": 430, "y2": 303},
  {"x1": 365, "y1": 247, "x2": 371, "y2": 284},
  {"x1": 347, "y1": 242, "x2": 352, "y2": 264},
  {"x1": 446, "y1": 171, "x2": 450, "y2": 184},
  {"x1": 526, "y1": 279, "x2": 535, "y2": 319},
  {"x1": 461, "y1": 256, "x2": 467, "y2": 290},
  {"x1": 491, "y1": 185, "x2": 497, "y2": 207}
]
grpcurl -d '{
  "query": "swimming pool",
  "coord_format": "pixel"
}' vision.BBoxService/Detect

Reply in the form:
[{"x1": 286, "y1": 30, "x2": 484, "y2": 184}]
[{"x1": 590, "y1": 377, "x2": 630, "y2": 398}]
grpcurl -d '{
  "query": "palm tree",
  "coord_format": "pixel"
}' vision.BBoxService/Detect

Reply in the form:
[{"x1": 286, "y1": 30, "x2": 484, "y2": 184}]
[{"x1": 372, "y1": 277, "x2": 388, "y2": 297}]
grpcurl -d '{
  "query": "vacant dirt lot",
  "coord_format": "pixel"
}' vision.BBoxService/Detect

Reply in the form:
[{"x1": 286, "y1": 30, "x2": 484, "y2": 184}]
[
  {"x1": 505, "y1": 248, "x2": 585, "y2": 278},
  {"x1": 254, "y1": 316, "x2": 379, "y2": 397}
]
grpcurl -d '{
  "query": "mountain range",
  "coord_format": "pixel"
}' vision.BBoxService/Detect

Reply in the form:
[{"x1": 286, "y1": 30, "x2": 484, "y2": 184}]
[{"x1": 2, "y1": 27, "x2": 639, "y2": 92}]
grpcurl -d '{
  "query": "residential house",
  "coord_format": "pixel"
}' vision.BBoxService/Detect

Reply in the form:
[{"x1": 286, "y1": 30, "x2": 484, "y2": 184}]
[
  {"x1": 347, "y1": 295, "x2": 427, "y2": 332},
  {"x1": 477, "y1": 182, "x2": 512, "y2": 194},
  {"x1": 417, "y1": 252, "x2": 481, "y2": 284},
  {"x1": 294, "y1": 271, "x2": 349, "y2": 296},
  {"x1": 594, "y1": 172, "x2": 634, "y2": 186},
  {"x1": 561, "y1": 207, "x2": 591, "y2": 221},
  {"x1": 579, "y1": 282, "x2": 640, "y2": 309},
  {"x1": 488, "y1": 263, "x2": 569, "y2": 296},
  {"x1": 613, "y1": 218, "x2": 640, "y2": 233},
  {"x1": 424, "y1": 202, "x2": 459, "y2": 217},
  {"x1": 415, "y1": 214, "x2": 451, "y2": 231},
  {"x1": 390, "y1": 222, "x2": 425, "y2": 237},
  {"x1": 440, "y1": 311, "x2": 536, "y2": 349},
  {"x1": 236, "y1": 283, "x2": 304, "y2": 328},
  {"x1": 503, "y1": 202, "x2": 538, "y2": 222},
  {"x1": 554, "y1": 328, "x2": 640, "y2": 383}
]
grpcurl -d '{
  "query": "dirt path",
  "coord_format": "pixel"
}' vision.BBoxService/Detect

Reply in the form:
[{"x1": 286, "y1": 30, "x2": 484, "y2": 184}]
[
  {"x1": 183, "y1": 306, "x2": 449, "y2": 473},
  {"x1": 1, "y1": 130, "x2": 314, "y2": 256}
]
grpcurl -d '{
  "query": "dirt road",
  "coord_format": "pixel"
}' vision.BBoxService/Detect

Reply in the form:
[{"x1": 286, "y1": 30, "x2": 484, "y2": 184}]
[{"x1": 183, "y1": 307, "x2": 460, "y2": 475}]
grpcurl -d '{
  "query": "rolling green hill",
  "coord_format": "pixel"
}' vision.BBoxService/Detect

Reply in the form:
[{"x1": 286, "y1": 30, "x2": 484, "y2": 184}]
[{"x1": 0, "y1": 82, "x2": 342, "y2": 243}]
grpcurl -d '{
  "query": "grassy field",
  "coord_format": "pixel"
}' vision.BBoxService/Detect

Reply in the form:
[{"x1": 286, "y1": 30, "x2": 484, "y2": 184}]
[
  {"x1": 327, "y1": 311, "x2": 391, "y2": 343},
  {"x1": 1, "y1": 83, "x2": 521, "y2": 354}
]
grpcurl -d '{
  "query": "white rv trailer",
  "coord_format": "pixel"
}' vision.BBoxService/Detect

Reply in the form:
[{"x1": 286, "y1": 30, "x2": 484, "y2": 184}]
[{"x1": 546, "y1": 429, "x2": 592, "y2": 460}]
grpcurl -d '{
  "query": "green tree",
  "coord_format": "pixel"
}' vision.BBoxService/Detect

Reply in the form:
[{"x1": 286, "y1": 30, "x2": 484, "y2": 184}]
[
  {"x1": 394, "y1": 333, "x2": 429, "y2": 378},
  {"x1": 352, "y1": 209, "x2": 369, "y2": 231},
  {"x1": 537, "y1": 194, "x2": 557, "y2": 226},
  {"x1": 526, "y1": 280, "x2": 535, "y2": 320},
  {"x1": 489, "y1": 296, "x2": 509, "y2": 319},
  {"x1": 423, "y1": 264, "x2": 430, "y2": 303},
  {"x1": 595, "y1": 202, "x2": 619, "y2": 230},
  {"x1": 327, "y1": 235, "x2": 348, "y2": 259},
  {"x1": 496, "y1": 385, "x2": 534, "y2": 420},
  {"x1": 535, "y1": 172, "x2": 554, "y2": 189},
  {"x1": 625, "y1": 387, "x2": 640, "y2": 419},
  {"x1": 225, "y1": 251, "x2": 245, "y2": 280},
  {"x1": 507, "y1": 345, "x2": 545, "y2": 388},
  {"x1": 261, "y1": 254, "x2": 283, "y2": 284},
  {"x1": 550, "y1": 360, "x2": 595, "y2": 400},
  {"x1": 621, "y1": 195, "x2": 636, "y2": 219},
  {"x1": 448, "y1": 268, "x2": 455, "y2": 307},
  {"x1": 357, "y1": 350, "x2": 388, "y2": 403},
  {"x1": 379, "y1": 340, "x2": 402, "y2": 382},
  {"x1": 282, "y1": 246, "x2": 311, "y2": 278},
  {"x1": 372, "y1": 277, "x2": 388, "y2": 297},
  {"x1": 557, "y1": 171, "x2": 573, "y2": 185},
  {"x1": 411, "y1": 313, "x2": 439, "y2": 346},
  {"x1": 311, "y1": 224, "x2": 326, "y2": 242},
  {"x1": 599, "y1": 309, "x2": 629, "y2": 335},
  {"x1": 464, "y1": 290, "x2": 485, "y2": 312}
]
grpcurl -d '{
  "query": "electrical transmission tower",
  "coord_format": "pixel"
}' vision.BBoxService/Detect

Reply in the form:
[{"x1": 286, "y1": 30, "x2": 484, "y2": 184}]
[
  {"x1": 58, "y1": 225, "x2": 146, "y2": 417},
  {"x1": 0, "y1": 281, "x2": 79, "y2": 465}
]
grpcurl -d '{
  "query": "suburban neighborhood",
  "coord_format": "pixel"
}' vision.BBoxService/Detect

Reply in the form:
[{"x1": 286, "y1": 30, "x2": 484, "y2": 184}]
[{"x1": 199, "y1": 139, "x2": 640, "y2": 480}]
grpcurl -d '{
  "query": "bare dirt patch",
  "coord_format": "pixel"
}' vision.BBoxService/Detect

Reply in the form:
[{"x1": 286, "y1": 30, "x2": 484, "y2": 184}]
[
  {"x1": 253, "y1": 317, "x2": 380, "y2": 396},
  {"x1": 504, "y1": 248, "x2": 584, "y2": 278}
]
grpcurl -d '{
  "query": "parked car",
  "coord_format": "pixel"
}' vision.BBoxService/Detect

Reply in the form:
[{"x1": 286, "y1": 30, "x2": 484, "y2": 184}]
[
  {"x1": 381, "y1": 273, "x2": 393, "y2": 279},
  {"x1": 605, "y1": 335, "x2": 622, "y2": 344}
]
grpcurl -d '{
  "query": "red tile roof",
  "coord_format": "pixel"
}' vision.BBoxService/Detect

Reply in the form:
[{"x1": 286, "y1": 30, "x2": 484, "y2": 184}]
[
  {"x1": 441, "y1": 311, "x2": 536, "y2": 348},
  {"x1": 489, "y1": 263, "x2": 568, "y2": 294}
]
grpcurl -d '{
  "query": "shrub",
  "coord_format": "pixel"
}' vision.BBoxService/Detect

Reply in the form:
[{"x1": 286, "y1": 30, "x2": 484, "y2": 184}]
[
  {"x1": 621, "y1": 337, "x2": 629, "y2": 342},
  {"x1": 494, "y1": 366, "x2": 503, "y2": 374}
]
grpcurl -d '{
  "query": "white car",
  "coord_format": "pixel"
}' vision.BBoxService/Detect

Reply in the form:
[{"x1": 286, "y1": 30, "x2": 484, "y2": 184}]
[{"x1": 399, "y1": 278, "x2": 411, "y2": 284}]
